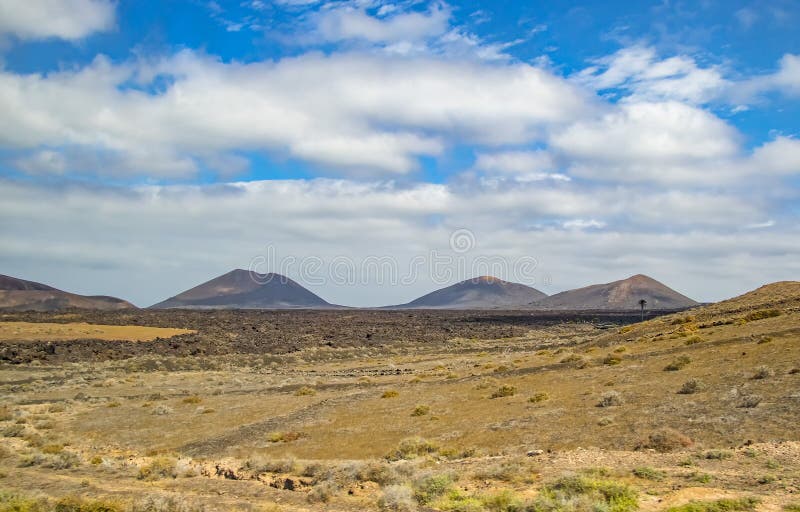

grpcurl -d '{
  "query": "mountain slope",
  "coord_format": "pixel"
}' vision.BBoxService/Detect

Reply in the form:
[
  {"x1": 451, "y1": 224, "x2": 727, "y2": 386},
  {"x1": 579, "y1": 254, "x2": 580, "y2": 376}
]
[
  {"x1": 392, "y1": 276, "x2": 547, "y2": 309},
  {"x1": 150, "y1": 269, "x2": 333, "y2": 309},
  {"x1": 535, "y1": 274, "x2": 697, "y2": 310},
  {"x1": 0, "y1": 274, "x2": 136, "y2": 311}
]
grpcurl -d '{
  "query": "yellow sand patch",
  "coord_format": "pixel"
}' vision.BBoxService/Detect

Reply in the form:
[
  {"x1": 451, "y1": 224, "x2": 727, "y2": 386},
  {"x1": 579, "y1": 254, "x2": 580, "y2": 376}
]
[{"x1": 0, "y1": 321, "x2": 194, "y2": 342}]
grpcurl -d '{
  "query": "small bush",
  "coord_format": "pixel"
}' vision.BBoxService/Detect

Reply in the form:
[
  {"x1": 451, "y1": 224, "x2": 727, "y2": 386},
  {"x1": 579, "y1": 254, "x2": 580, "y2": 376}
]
[
  {"x1": 685, "y1": 335, "x2": 704, "y2": 345},
  {"x1": 739, "y1": 395, "x2": 762, "y2": 408},
  {"x1": 597, "y1": 391, "x2": 623, "y2": 408},
  {"x1": 137, "y1": 457, "x2": 177, "y2": 480},
  {"x1": 381, "y1": 390, "x2": 399, "y2": 398},
  {"x1": 386, "y1": 437, "x2": 438, "y2": 461},
  {"x1": 53, "y1": 496, "x2": 122, "y2": 512},
  {"x1": 528, "y1": 392, "x2": 550, "y2": 403},
  {"x1": 2, "y1": 424, "x2": 25, "y2": 437},
  {"x1": 752, "y1": 366, "x2": 774, "y2": 379},
  {"x1": 413, "y1": 472, "x2": 454, "y2": 504},
  {"x1": 182, "y1": 396, "x2": 202, "y2": 404},
  {"x1": 633, "y1": 466, "x2": 665, "y2": 480},
  {"x1": 151, "y1": 405, "x2": 173, "y2": 416},
  {"x1": 294, "y1": 386, "x2": 316, "y2": 396},
  {"x1": 474, "y1": 461, "x2": 525, "y2": 482},
  {"x1": 678, "y1": 379, "x2": 702, "y2": 395},
  {"x1": 665, "y1": 497, "x2": 760, "y2": 512},
  {"x1": 411, "y1": 405, "x2": 430, "y2": 417},
  {"x1": 636, "y1": 428, "x2": 693, "y2": 452},
  {"x1": 665, "y1": 355, "x2": 692, "y2": 371},
  {"x1": 378, "y1": 485, "x2": 417, "y2": 512},
  {"x1": 743, "y1": 309, "x2": 781, "y2": 322},
  {"x1": 267, "y1": 431, "x2": 304, "y2": 443},
  {"x1": 603, "y1": 355, "x2": 622, "y2": 365},
  {"x1": 490, "y1": 385, "x2": 516, "y2": 399},
  {"x1": 704, "y1": 450, "x2": 733, "y2": 460},
  {"x1": 534, "y1": 475, "x2": 638, "y2": 512},
  {"x1": 307, "y1": 481, "x2": 339, "y2": 504}
]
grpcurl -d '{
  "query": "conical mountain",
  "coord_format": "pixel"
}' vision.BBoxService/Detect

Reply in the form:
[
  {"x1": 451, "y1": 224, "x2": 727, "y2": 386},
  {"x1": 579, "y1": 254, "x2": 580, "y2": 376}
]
[
  {"x1": 0, "y1": 274, "x2": 136, "y2": 311},
  {"x1": 150, "y1": 269, "x2": 333, "y2": 309},
  {"x1": 392, "y1": 276, "x2": 547, "y2": 309},
  {"x1": 534, "y1": 274, "x2": 697, "y2": 310}
]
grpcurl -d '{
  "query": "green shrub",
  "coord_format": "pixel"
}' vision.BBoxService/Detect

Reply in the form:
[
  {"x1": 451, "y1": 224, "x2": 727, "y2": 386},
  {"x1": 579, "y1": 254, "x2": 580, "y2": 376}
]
[
  {"x1": 665, "y1": 497, "x2": 759, "y2": 512},
  {"x1": 533, "y1": 475, "x2": 638, "y2": 512},
  {"x1": 413, "y1": 472, "x2": 455, "y2": 504},
  {"x1": 632, "y1": 466, "x2": 665, "y2": 480}
]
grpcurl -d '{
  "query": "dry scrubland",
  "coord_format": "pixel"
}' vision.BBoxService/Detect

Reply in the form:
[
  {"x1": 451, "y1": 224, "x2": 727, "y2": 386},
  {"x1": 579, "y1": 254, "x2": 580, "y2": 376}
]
[{"x1": 0, "y1": 282, "x2": 799, "y2": 511}]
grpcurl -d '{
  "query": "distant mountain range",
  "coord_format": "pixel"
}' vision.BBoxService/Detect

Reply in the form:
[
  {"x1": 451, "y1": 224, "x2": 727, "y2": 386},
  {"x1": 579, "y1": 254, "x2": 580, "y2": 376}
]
[
  {"x1": 0, "y1": 274, "x2": 135, "y2": 311},
  {"x1": 532, "y1": 274, "x2": 698, "y2": 310},
  {"x1": 388, "y1": 276, "x2": 547, "y2": 309},
  {"x1": 149, "y1": 269, "x2": 333, "y2": 309},
  {"x1": 0, "y1": 270, "x2": 699, "y2": 312}
]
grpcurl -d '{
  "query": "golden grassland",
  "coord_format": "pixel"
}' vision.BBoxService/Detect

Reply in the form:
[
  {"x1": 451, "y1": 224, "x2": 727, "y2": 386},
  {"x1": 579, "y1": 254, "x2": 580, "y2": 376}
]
[
  {"x1": 0, "y1": 321, "x2": 194, "y2": 342},
  {"x1": 0, "y1": 282, "x2": 799, "y2": 511}
]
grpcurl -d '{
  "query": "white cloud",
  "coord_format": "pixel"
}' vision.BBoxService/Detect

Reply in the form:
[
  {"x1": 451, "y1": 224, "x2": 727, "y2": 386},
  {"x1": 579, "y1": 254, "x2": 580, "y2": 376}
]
[
  {"x1": 0, "y1": 0, "x2": 115, "y2": 41},
  {"x1": 314, "y1": 2, "x2": 450, "y2": 44},
  {"x1": 550, "y1": 101, "x2": 741, "y2": 184},
  {"x1": 473, "y1": 150, "x2": 570, "y2": 182},
  {"x1": 0, "y1": 50, "x2": 591, "y2": 177},
  {"x1": 576, "y1": 46, "x2": 728, "y2": 104},
  {"x1": 0, "y1": 178, "x2": 795, "y2": 307},
  {"x1": 750, "y1": 136, "x2": 800, "y2": 174}
]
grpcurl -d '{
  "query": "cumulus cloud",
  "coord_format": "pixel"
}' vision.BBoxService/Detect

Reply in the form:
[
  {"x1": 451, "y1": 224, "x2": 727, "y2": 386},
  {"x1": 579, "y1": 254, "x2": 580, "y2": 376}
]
[
  {"x1": 576, "y1": 46, "x2": 728, "y2": 104},
  {"x1": 549, "y1": 101, "x2": 741, "y2": 184},
  {"x1": 0, "y1": 50, "x2": 590, "y2": 178},
  {"x1": 314, "y1": 2, "x2": 451, "y2": 44},
  {"x1": 0, "y1": 0, "x2": 115, "y2": 41}
]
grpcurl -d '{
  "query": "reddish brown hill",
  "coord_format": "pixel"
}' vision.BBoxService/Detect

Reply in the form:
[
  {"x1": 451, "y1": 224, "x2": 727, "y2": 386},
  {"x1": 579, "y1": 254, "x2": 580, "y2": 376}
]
[
  {"x1": 0, "y1": 274, "x2": 135, "y2": 311},
  {"x1": 534, "y1": 274, "x2": 697, "y2": 310},
  {"x1": 150, "y1": 269, "x2": 334, "y2": 309}
]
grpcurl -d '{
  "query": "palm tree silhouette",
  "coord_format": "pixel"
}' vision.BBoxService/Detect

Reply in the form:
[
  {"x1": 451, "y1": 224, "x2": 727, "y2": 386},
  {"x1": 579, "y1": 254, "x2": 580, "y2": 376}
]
[{"x1": 638, "y1": 299, "x2": 647, "y2": 321}]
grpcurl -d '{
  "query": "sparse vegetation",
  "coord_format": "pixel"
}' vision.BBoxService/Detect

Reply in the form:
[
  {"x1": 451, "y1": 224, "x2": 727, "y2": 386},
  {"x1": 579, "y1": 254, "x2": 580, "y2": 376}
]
[
  {"x1": 137, "y1": 457, "x2": 177, "y2": 481},
  {"x1": 752, "y1": 365, "x2": 774, "y2": 379},
  {"x1": 490, "y1": 385, "x2": 517, "y2": 399},
  {"x1": 381, "y1": 390, "x2": 399, "y2": 398},
  {"x1": 386, "y1": 437, "x2": 438, "y2": 461},
  {"x1": 665, "y1": 355, "x2": 692, "y2": 371},
  {"x1": 637, "y1": 428, "x2": 693, "y2": 452},
  {"x1": 597, "y1": 390, "x2": 623, "y2": 407},
  {"x1": 632, "y1": 466, "x2": 665, "y2": 480},
  {"x1": 665, "y1": 497, "x2": 760, "y2": 512},
  {"x1": 411, "y1": 405, "x2": 430, "y2": 416},
  {"x1": 678, "y1": 378, "x2": 702, "y2": 394},
  {"x1": 528, "y1": 392, "x2": 550, "y2": 403},
  {"x1": 294, "y1": 386, "x2": 317, "y2": 396}
]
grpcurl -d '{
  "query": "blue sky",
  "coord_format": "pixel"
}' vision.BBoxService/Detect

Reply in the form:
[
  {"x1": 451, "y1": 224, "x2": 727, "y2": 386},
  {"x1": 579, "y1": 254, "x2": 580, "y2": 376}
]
[{"x1": 0, "y1": 0, "x2": 798, "y2": 306}]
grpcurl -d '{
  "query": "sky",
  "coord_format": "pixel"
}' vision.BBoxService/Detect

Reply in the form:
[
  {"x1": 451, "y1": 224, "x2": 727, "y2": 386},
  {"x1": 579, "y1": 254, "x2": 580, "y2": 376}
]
[{"x1": 0, "y1": 0, "x2": 799, "y2": 307}]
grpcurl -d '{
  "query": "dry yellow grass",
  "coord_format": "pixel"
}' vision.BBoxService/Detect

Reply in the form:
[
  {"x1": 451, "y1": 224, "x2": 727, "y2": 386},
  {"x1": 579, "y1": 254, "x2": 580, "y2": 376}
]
[{"x1": 0, "y1": 321, "x2": 194, "y2": 342}]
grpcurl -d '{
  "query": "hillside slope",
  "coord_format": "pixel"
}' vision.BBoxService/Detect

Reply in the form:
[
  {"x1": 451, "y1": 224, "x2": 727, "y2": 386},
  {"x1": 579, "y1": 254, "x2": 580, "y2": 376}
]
[{"x1": 0, "y1": 274, "x2": 135, "y2": 311}]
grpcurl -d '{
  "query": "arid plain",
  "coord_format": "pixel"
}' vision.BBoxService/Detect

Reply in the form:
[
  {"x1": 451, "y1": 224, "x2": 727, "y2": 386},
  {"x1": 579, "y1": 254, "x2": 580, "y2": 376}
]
[{"x1": 1, "y1": 282, "x2": 799, "y2": 512}]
